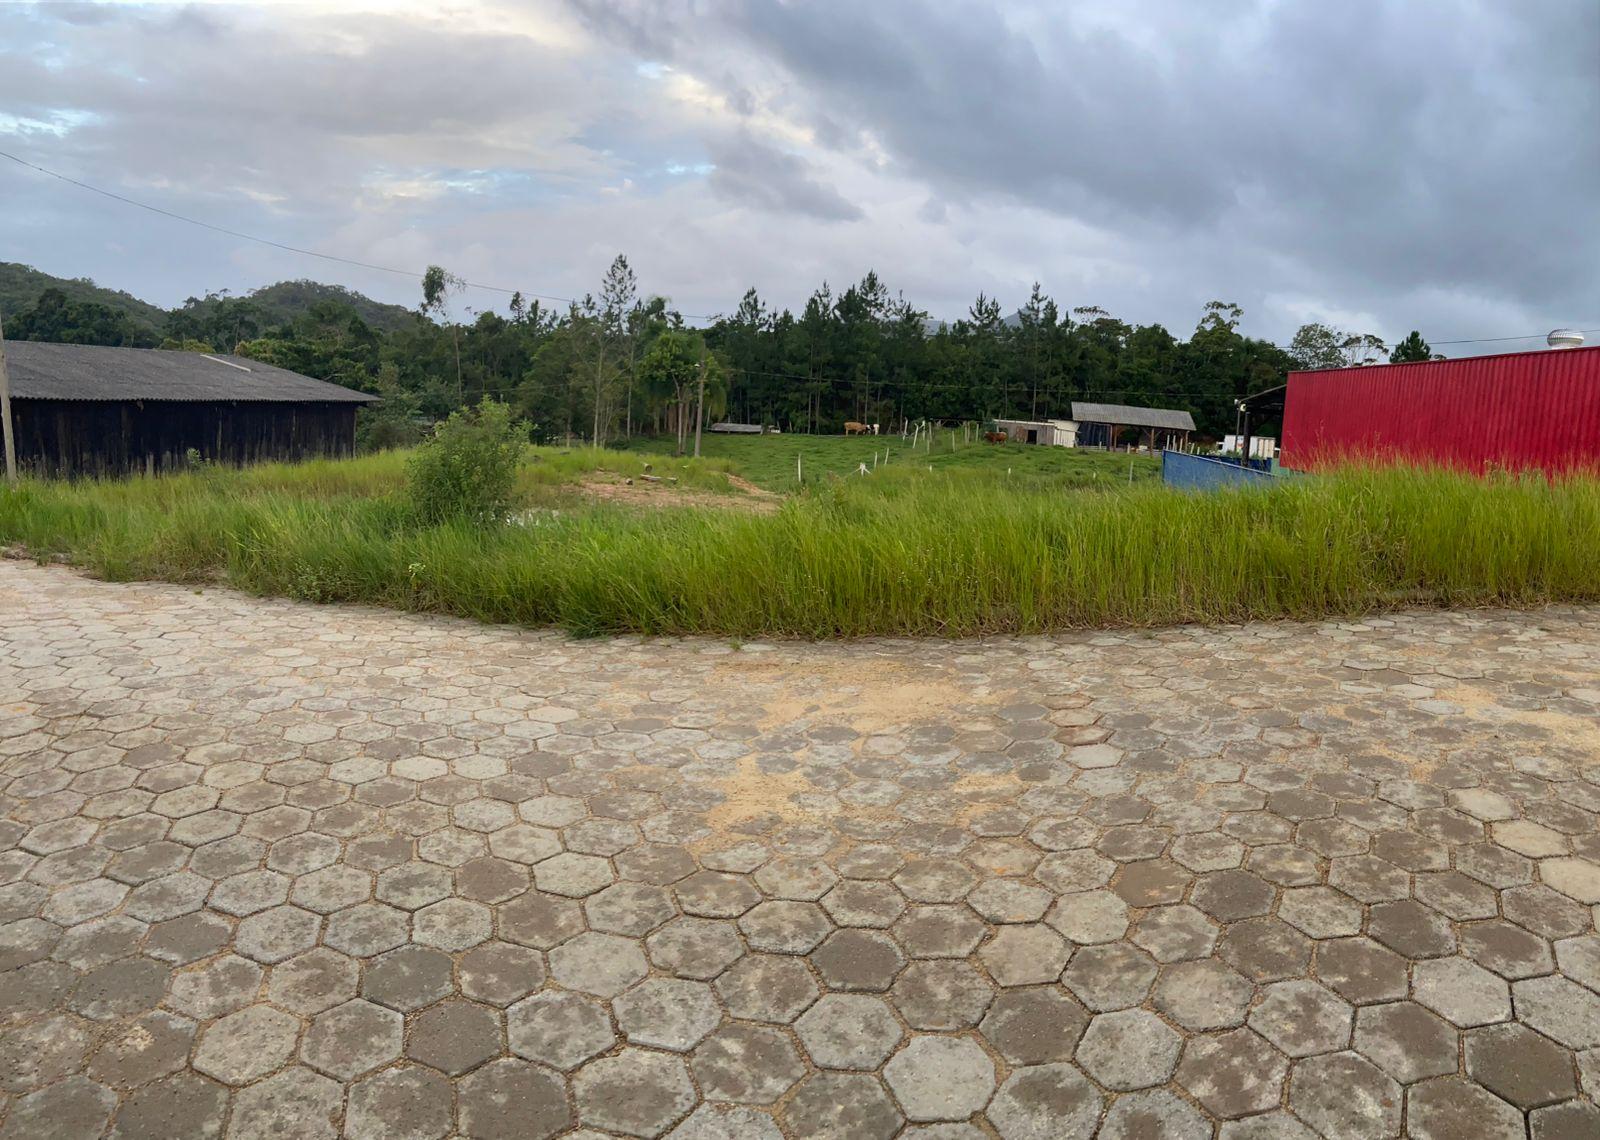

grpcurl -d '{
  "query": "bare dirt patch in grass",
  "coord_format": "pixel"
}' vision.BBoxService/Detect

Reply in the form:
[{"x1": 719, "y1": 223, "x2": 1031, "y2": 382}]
[{"x1": 575, "y1": 475, "x2": 781, "y2": 513}]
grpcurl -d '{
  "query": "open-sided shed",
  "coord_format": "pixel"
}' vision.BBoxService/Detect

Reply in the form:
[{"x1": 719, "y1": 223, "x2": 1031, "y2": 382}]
[
  {"x1": 1, "y1": 341, "x2": 377, "y2": 476},
  {"x1": 1071, "y1": 402, "x2": 1195, "y2": 451}
]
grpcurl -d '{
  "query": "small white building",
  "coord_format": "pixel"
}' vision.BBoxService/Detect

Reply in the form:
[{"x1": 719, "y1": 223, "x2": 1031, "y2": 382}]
[
  {"x1": 1220, "y1": 434, "x2": 1277, "y2": 459},
  {"x1": 993, "y1": 418, "x2": 1078, "y2": 446}
]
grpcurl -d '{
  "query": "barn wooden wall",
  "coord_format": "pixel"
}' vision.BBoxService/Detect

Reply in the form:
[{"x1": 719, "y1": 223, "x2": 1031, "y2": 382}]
[{"x1": 10, "y1": 400, "x2": 360, "y2": 476}]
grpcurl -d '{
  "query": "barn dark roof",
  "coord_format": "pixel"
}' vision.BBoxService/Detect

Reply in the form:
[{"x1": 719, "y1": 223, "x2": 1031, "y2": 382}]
[
  {"x1": 1071, "y1": 401, "x2": 1195, "y2": 431},
  {"x1": 1, "y1": 341, "x2": 378, "y2": 404}
]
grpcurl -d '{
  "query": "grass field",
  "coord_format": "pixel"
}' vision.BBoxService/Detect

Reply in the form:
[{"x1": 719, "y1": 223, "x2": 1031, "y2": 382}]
[
  {"x1": 3, "y1": 437, "x2": 1598, "y2": 638},
  {"x1": 622, "y1": 430, "x2": 1160, "y2": 490}
]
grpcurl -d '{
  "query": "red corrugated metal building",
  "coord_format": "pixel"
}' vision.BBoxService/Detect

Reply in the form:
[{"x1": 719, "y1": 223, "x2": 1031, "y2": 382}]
[{"x1": 1279, "y1": 345, "x2": 1600, "y2": 472}]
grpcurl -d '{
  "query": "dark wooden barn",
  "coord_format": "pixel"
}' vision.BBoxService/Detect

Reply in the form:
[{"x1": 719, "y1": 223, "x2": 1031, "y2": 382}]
[{"x1": 1, "y1": 341, "x2": 378, "y2": 476}]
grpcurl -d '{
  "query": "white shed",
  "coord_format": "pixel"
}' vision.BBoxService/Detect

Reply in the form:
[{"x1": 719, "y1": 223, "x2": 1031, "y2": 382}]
[{"x1": 994, "y1": 418, "x2": 1077, "y2": 447}]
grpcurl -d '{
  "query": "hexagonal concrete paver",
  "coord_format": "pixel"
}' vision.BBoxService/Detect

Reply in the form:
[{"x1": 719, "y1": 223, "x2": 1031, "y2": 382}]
[
  {"x1": 1290, "y1": 1051, "x2": 1403, "y2": 1139},
  {"x1": 890, "y1": 960, "x2": 995, "y2": 1030},
  {"x1": 345, "y1": 1064, "x2": 454, "y2": 1140},
  {"x1": 783, "y1": 1071, "x2": 904, "y2": 1140},
  {"x1": 1515, "y1": 974, "x2": 1600, "y2": 1049},
  {"x1": 507, "y1": 990, "x2": 616, "y2": 1071},
  {"x1": 268, "y1": 947, "x2": 359, "y2": 1015},
  {"x1": 979, "y1": 987, "x2": 1089, "y2": 1065},
  {"x1": 87, "y1": 1010, "x2": 194, "y2": 1088},
  {"x1": 1175, "y1": 1028, "x2": 1287, "y2": 1119},
  {"x1": 1153, "y1": 959, "x2": 1254, "y2": 1030},
  {"x1": 8, "y1": 563, "x2": 1600, "y2": 1140},
  {"x1": 362, "y1": 944, "x2": 455, "y2": 1012},
  {"x1": 412, "y1": 897, "x2": 492, "y2": 951},
  {"x1": 1353, "y1": 1001, "x2": 1458, "y2": 1084},
  {"x1": 1247, "y1": 979, "x2": 1353, "y2": 1058},
  {"x1": 2, "y1": 1076, "x2": 118, "y2": 1140},
  {"x1": 716, "y1": 954, "x2": 819, "y2": 1024},
  {"x1": 1414, "y1": 957, "x2": 1513, "y2": 1027},
  {"x1": 406, "y1": 999, "x2": 502, "y2": 1076},
  {"x1": 986, "y1": 1063, "x2": 1102, "y2": 1140},
  {"x1": 301, "y1": 999, "x2": 403, "y2": 1080},
  {"x1": 457, "y1": 1058, "x2": 572, "y2": 1140},
  {"x1": 811, "y1": 928, "x2": 906, "y2": 991},
  {"x1": 796, "y1": 993, "x2": 903, "y2": 1070},
  {"x1": 192, "y1": 1004, "x2": 300, "y2": 1086},
  {"x1": 691, "y1": 1022, "x2": 805, "y2": 1105},
  {"x1": 1465, "y1": 1022, "x2": 1578, "y2": 1109},
  {"x1": 1075, "y1": 1009, "x2": 1182, "y2": 1090},
  {"x1": 614, "y1": 977, "x2": 722, "y2": 1051},
  {"x1": 978, "y1": 924, "x2": 1069, "y2": 987},
  {"x1": 549, "y1": 930, "x2": 649, "y2": 997},
  {"x1": 166, "y1": 954, "x2": 263, "y2": 1020},
  {"x1": 647, "y1": 915, "x2": 745, "y2": 978},
  {"x1": 883, "y1": 1035, "x2": 996, "y2": 1122},
  {"x1": 1406, "y1": 1076, "x2": 1526, "y2": 1140},
  {"x1": 228, "y1": 1067, "x2": 341, "y2": 1140},
  {"x1": 459, "y1": 940, "x2": 547, "y2": 1007},
  {"x1": 573, "y1": 1048, "x2": 697, "y2": 1137},
  {"x1": 1098, "y1": 1089, "x2": 1210, "y2": 1140}
]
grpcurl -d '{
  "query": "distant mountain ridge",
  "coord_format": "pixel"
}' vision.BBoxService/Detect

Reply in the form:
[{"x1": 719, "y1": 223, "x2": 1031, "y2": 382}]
[
  {"x1": 0, "y1": 263, "x2": 418, "y2": 336},
  {"x1": 0, "y1": 262, "x2": 168, "y2": 330},
  {"x1": 195, "y1": 280, "x2": 418, "y2": 335}
]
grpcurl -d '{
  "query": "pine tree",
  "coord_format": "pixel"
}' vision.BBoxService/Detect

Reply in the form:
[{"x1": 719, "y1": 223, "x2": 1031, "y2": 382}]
[{"x1": 1389, "y1": 331, "x2": 1432, "y2": 363}]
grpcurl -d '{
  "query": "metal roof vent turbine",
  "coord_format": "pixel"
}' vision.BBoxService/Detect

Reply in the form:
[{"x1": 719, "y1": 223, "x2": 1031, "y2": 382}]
[{"x1": 1547, "y1": 329, "x2": 1584, "y2": 350}]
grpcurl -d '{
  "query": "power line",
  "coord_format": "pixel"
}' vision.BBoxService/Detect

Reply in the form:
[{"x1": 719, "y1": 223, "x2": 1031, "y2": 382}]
[
  {"x1": 1428, "y1": 329, "x2": 1598, "y2": 346},
  {"x1": 3, "y1": 148, "x2": 1594, "y2": 348},
  {"x1": 0, "y1": 148, "x2": 722, "y2": 321}
]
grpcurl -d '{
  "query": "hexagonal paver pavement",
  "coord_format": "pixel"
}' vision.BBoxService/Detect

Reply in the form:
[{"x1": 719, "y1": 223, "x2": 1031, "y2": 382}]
[{"x1": 3, "y1": 561, "x2": 1600, "y2": 1138}]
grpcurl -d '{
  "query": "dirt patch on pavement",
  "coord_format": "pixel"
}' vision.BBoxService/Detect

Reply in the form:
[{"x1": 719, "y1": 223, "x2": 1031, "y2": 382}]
[
  {"x1": 725, "y1": 657, "x2": 990, "y2": 734},
  {"x1": 702, "y1": 757, "x2": 819, "y2": 835},
  {"x1": 1441, "y1": 683, "x2": 1600, "y2": 754}
]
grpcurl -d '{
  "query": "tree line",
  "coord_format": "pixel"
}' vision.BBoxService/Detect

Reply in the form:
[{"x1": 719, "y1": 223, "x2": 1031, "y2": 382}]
[{"x1": 4, "y1": 259, "x2": 1437, "y2": 448}]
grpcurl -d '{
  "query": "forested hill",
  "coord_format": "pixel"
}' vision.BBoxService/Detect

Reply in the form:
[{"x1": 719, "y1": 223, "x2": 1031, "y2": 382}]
[
  {"x1": 193, "y1": 280, "x2": 417, "y2": 336},
  {"x1": 0, "y1": 264, "x2": 416, "y2": 343},
  {"x1": 0, "y1": 257, "x2": 1424, "y2": 448},
  {"x1": 0, "y1": 262, "x2": 167, "y2": 332}
]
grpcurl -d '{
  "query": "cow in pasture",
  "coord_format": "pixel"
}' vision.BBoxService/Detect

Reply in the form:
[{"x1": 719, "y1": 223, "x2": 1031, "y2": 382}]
[
  {"x1": 844, "y1": 421, "x2": 868, "y2": 435},
  {"x1": 984, "y1": 430, "x2": 1008, "y2": 444}
]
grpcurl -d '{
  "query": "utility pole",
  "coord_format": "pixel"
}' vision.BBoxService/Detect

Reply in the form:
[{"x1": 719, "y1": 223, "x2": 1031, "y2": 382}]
[
  {"x1": 0, "y1": 308, "x2": 16, "y2": 485},
  {"x1": 692, "y1": 339, "x2": 707, "y2": 459}
]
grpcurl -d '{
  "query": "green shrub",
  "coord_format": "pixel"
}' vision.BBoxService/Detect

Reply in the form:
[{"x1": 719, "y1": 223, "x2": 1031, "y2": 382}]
[{"x1": 405, "y1": 400, "x2": 527, "y2": 525}]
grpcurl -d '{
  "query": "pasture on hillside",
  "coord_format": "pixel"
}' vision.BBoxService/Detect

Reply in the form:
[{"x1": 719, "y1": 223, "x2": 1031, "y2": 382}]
[
  {"x1": 621, "y1": 429, "x2": 1161, "y2": 490},
  {"x1": 3, "y1": 434, "x2": 1599, "y2": 637}
]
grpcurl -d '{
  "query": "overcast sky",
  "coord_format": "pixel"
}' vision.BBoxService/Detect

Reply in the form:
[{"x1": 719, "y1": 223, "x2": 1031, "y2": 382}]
[{"x1": 2, "y1": 0, "x2": 1596, "y2": 349}]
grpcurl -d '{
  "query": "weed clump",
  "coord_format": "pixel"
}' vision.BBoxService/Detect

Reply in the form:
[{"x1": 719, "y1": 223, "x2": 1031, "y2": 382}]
[{"x1": 405, "y1": 400, "x2": 527, "y2": 525}]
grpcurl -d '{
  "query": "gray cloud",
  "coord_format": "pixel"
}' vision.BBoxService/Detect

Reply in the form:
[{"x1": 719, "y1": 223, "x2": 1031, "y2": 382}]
[
  {"x1": 574, "y1": 0, "x2": 1600, "y2": 331},
  {"x1": 706, "y1": 132, "x2": 862, "y2": 221},
  {"x1": 0, "y1": 0, "x2": 1594, "y2": 348}
]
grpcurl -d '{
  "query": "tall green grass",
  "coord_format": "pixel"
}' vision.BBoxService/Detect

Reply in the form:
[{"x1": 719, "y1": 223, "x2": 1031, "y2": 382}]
[{"x1": 2, "y1": 465, "x2": 1597, "y2": 637}]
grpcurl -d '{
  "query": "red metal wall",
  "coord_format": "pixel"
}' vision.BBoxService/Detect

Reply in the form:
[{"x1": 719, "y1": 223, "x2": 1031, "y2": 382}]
[{"x1": 1280, "y1": 345, "x2": 1600, "y2": 472}]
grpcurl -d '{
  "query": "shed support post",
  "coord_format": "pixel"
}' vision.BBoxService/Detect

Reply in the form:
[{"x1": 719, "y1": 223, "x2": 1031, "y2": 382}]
[{"x1": 0, "y1": 309, "x2": 16, "y2": 484}]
